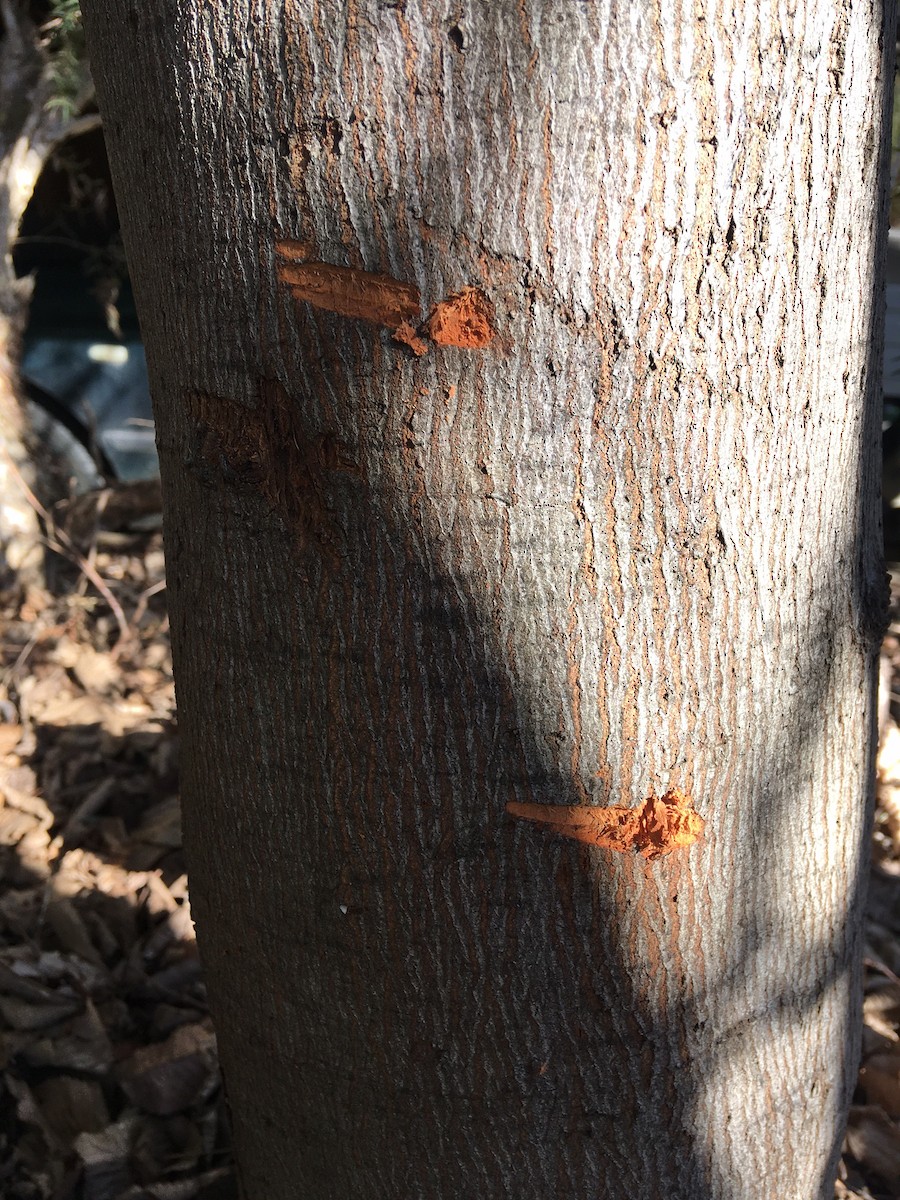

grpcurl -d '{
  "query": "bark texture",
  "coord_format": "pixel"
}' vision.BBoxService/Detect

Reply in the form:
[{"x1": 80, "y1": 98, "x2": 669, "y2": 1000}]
[{"x1": 82, "y1": 2, "x2": 892, "y2": 1197}]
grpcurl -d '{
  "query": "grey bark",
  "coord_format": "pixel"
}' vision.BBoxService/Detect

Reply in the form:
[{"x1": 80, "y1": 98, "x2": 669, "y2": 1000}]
[{"x1": 82, "y1": 2, "x2": 893, "y2": 1197}]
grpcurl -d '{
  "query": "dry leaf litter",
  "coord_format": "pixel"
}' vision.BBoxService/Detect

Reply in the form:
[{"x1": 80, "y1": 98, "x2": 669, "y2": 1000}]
[
  {"x1": 0, "y1": 499, "x2": 235, "y2": 1200},
  {"x1": 2, "y1": 492, "x2": 900, "y2": 1199}
]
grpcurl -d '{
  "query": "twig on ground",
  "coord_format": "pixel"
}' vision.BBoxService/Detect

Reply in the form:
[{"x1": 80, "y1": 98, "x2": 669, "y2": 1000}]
[
  {"x1": 0, "y1": 445, "x2": 132, "y2": 652},
  {"x1": 132, "y1": 579, "x2": 166, "y2": 628}
]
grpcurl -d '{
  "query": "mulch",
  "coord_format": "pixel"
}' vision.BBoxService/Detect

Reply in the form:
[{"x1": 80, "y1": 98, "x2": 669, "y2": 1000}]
[{"x1": 0, "y1": 520, "x2": 234, "y2": 1200}]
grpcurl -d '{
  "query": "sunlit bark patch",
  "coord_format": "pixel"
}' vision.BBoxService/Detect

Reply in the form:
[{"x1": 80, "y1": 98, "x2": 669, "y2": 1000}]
[{"x1": 507, "y1": 788, "x2": 705, "y2": 860}]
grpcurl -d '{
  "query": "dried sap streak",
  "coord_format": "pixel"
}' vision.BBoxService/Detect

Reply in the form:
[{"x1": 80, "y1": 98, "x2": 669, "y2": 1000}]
[{"x1": 507, "y1": 789, "x2": 705, "y2": 861}]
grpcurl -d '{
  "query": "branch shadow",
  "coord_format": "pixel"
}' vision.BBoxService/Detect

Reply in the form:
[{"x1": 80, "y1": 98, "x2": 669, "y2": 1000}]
[
  {"x1": 173, "y1": 353, "x2": 878, "y2": 1199},
  {"x1": 85, "y1": 4, "x2": 890, "y2": 1196}
]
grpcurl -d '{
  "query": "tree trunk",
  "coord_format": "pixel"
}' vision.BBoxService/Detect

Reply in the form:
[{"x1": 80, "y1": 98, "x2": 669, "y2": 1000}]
[{"x1": 81, "y1": 2, "x2": 893, "y2": 1196}]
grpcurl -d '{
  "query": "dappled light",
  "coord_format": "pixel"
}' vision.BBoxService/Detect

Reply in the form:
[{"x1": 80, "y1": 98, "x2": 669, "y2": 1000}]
[
  {"x1": 3, "y1": 538, "x2": 900, "y2": 1194},
  {"x1": 0, "y1": 534, "x2": 236, "y2": 1198},
  {"x1": 2, "y1": 0, "x2": 898, "y2": 1195}
]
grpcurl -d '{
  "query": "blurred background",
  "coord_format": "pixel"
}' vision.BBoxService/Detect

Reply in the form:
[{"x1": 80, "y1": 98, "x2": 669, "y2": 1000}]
[{"x1": 12, "y1": 104, "x2": 155, "y2": 488}]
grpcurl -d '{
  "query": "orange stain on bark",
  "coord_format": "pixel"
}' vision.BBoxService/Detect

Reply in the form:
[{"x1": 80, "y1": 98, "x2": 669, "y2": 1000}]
[
  {"x1": 426, "y1": 286, "x2": 495, "y2": 348},
  {"x1": 276, "y1": 255, "x2": 421, "y2": 329},
  {"x1": 392, "y1": 320, "x2": 430, "y2": 356},
  {"x1": 507, "y1": 788, "x2": 704, "y2": 861},
  {"x1": 275, "y1": 242, "x2": 494, "y2": 353}
]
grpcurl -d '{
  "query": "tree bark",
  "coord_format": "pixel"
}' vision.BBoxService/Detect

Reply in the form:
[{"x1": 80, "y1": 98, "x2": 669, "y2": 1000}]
[{"x1": 82, "y1": 2, "x2": 893, "y2": 1197}]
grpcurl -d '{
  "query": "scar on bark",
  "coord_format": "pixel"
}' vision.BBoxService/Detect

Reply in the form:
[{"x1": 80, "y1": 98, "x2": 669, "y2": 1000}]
[
  {"x1": 507, "y1": 789, "x2": 705, "y2": 861},
  {"x1": 187, "y1": 384, "x2": 360, "y2": 565},
  {"x1": 425, "y1": 286, "x2": 494, "y2": 348},
  {"x1": 275, "y1": 240, "x2": 494, "y2": 352}
]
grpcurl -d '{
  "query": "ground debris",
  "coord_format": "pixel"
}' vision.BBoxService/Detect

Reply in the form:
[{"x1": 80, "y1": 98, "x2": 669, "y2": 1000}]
[
  {"x1": 0, "y1": 533, "x2": 235, "y2": 1200},
  {"x1": 839, "y1": 568, "x2": 900, "y2": 1198}
]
